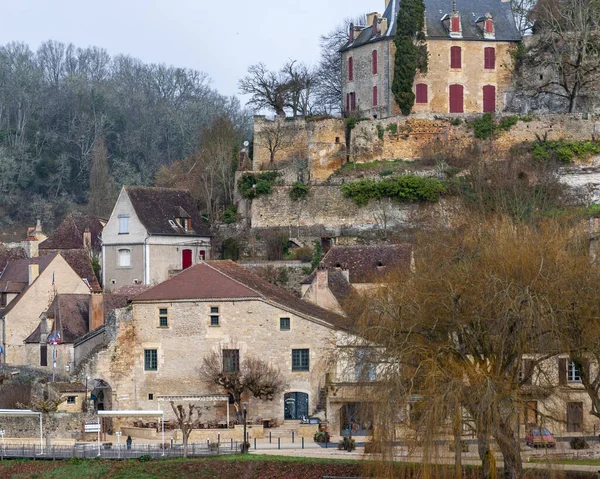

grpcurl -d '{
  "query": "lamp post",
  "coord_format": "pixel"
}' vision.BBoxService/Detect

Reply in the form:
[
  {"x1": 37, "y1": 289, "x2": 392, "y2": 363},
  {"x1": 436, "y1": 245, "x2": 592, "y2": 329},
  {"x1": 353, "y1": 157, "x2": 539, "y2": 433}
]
[{"x1": 242, "y1": 402, "x2": 248, "y2": 453}]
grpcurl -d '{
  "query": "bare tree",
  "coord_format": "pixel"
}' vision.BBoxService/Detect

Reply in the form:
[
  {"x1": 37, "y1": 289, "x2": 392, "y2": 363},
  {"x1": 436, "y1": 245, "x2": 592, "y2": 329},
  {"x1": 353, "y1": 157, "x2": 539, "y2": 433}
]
[
  {"x1": 239, "y1": 63, "x2": 290, "y2": 117},
  {"x1": 256, "y1": 119, "x2": 299, "y2": 169},
  {"x1": 510, "y1": 0, "x2": 537, "y2": 34},
  {"x1": 281, "y1": 60, "x2": 316, "y2": 117},
  {"x1": 170, "y1": 401, "x2": 201, "y2": 457},
  {"x1": 314, "y1": 16, "x2": 366, "y2": 115},
  {"x1": 199, "y1": 351, "x2": 286, "y2": 422},
  {"x1": 88, "y1": 136, "x2": 114, "y2": 218},
  {"x1": 521, "y1": 0, "x2": 600, "y2": 112}
]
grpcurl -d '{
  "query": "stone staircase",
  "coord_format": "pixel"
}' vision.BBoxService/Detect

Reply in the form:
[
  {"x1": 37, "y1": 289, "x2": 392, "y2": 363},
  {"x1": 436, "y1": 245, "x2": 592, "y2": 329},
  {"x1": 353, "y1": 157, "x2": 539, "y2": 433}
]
[{"x1": 265, "y1": 420, "x2": 301, "y2": 438}]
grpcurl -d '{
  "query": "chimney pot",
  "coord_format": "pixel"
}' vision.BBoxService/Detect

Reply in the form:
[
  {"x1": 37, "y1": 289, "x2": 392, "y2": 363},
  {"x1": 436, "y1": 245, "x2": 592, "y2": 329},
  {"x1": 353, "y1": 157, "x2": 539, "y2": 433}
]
[{"x1": 83, "y1": 228, "x2": 92, "y2": 250}]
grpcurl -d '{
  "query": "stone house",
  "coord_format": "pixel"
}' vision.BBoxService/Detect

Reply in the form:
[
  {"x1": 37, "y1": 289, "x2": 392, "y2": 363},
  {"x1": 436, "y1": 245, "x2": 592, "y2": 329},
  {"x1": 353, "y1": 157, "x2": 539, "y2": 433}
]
[
  {"x1": 341, "y1": 0, "x2": 522, "y2": 117},
  {"x1": 101, "y1": 186, "x2": 212, "y2": 291},
  {"x1": 74, "y1": 261, "x2": 373, "y2": 435},
  {"x1": 40, "y1": 215, "x2": 105, "y2": 257},
  {"x1": 301, "y1": 244, "x2": 413, "y2": 313},
  {"x1": 51, "y1": 382, "x2": 87, "y2": 413},
  {"x1": 0, "y1": 254, "x2": 92, "y2": 366}
]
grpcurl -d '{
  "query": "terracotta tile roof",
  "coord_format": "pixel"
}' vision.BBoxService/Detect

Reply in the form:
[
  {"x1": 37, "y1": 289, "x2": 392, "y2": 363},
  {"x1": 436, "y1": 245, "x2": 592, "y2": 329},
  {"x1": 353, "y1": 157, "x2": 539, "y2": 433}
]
[
  {"x1": 125, "y1": 186, "x2": 211, "y2": 237},
  {"x1": 40, "y1": 215, "x2": 105, "y2": 251},
  {"x1": 134, "y1": 261, "x2": 351, "y2": 331},
  {"x1": 111, "y1": 285, "x2": 153, "y2": 301},
  {"x1": 301, "y1": 244, "x2": 413, "y2": 284}
]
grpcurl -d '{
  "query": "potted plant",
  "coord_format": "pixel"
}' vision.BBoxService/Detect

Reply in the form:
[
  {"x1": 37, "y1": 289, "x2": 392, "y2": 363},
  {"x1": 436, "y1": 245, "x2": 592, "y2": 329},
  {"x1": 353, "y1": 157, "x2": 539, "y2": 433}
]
[
  {"x1": 338, "y1": 436, "x2": 355, "y2": 452},
  {"x1": 313, "y1": 431, "x2": 330, "y2": 443}
]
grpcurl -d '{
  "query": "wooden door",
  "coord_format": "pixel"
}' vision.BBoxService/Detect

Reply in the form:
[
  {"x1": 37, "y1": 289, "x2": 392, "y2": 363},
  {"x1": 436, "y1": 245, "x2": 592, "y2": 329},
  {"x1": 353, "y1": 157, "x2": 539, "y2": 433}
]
[
  {"x1": 483, "y1": 85, "x2": 496, "y2": 112},
  {"x1": 449, "y1": 84, "x2": 464, "y2": 113},
  {"x1": 182, "y1": 249, "x2": 192, "y2": 270},
  {"x1": 567, "y1": 402, "x2": 583, "y2": 432}
]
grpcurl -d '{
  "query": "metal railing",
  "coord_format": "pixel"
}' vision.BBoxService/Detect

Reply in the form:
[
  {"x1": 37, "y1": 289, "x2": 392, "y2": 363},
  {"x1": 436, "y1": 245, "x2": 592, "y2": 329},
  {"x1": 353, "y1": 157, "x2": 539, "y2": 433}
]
[{"x1": 0, "y1": 442, "x2": 241, "y2": 460}]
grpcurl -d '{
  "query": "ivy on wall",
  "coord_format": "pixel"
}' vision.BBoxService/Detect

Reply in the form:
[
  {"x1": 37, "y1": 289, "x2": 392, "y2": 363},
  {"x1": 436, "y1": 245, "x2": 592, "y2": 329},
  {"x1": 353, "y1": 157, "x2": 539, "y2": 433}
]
[
  {"x1": 341, "y1": 175, "x2": 446, "y2": 206},
  {"x1": 237, "y1": 172, "x2": 279, "y2": 199}
]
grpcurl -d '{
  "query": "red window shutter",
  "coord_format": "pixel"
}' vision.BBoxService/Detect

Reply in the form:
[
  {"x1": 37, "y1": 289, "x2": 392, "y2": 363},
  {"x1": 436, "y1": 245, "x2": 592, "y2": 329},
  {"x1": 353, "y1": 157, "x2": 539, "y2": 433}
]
[
  {"x1": 451, "y1": 17, "x2": 460, "y2": 32},
  {"x1": 346, "y1": 93, "x2": 350, "y2": 112},
  {"x1": 182, "y1": 249, "x2": 192, "y2": 269},
  {"x1": 372, "y1": 50, "x2": 378, "y2": 74},
  {"x1": 416, "y1": 84, "x2": 428, "y2": 104},
  {"x1": 451, "y1": 46, "x2": 462, "y2": 69},
  {"x1": 483, "y1": 85, "x2": 496, "y2": 112},
  {"x1": 349, "y1": 57, "x2": 353, "y2": 81},
  {"x1": 484, "y1": 47, "x2": 496, "y2": 69},
  {"x1": 485, "y1": 19, "x2": 493, "y2": 33},
  {"x1": 351, "y1": 92, "x2": 356, "y2": 111},
  {"x1": 373, "y1": 86, "x2": 378, "y2": 106},
  {"x1": 449, "y1": 84, "x2": 464, "y2": 113}
]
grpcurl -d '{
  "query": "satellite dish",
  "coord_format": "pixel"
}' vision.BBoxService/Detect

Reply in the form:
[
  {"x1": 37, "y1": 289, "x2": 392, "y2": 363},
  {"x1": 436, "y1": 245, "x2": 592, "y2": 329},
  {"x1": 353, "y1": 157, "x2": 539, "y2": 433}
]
[{"x1": 243, "y1": 141, "x2": 249, "y2": 147}]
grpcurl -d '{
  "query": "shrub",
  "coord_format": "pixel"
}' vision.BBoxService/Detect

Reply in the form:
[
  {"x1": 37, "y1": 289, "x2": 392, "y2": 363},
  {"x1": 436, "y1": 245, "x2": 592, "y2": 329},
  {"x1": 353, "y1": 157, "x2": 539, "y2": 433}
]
[
  {"x1": 472, "y1": 113, "x2": 519, "y2": 140},
  {"x1": 338, "y1": 436, "x2": 356, "y2": 451},
  {"x1": 238, "y1": 172, "x2": 279, "y2": 199},
  {"x1": 294, "y1": 246, "x2": 313, "y2": 262},
  {"x1": 376, "y1": 123, "x2": 385, "y2": 140},
  {"x1": 531, "y1": 140, "x2": 600, "y2": 163},
  {"x1": 264, "y1": 231, "x2": 289, "y2": 261},
  {"x1": 386, "y1": 123, "x2": 398, "y2": 135},
  {"x1": 223, "y1": 204, "x2": 237, "y2": 224},
  {"x1": 289, "y1": 182, "x2": 310, "y2": 201},
  {"x1": 570, "y1": 437, "x2": 589, "y2": 450},
  {"x1": 313, "y1": 431, "x2": 331, "y2": 443},
  {"x1": 311, "y1": 240, "x2": 323, "y2": 269},
  {"x1": 222, "y1": 238, "x2": 241, "y2": 261},
  {"x1": 344, "y1": 117, "x2": 369, "y2": 130},
  {"x1": 341, "y1": 175, "x2": 447, "y2": 206},
  {"x1": 137, "y1": 455, "x2": 153, "y2": 462}
]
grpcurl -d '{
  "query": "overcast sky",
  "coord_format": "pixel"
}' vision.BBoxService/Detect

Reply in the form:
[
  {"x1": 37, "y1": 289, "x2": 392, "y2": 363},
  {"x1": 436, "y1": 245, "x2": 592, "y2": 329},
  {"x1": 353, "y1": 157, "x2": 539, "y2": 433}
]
[{"x1": 0, "y1": 0, "x2": 378, "y2": 99}]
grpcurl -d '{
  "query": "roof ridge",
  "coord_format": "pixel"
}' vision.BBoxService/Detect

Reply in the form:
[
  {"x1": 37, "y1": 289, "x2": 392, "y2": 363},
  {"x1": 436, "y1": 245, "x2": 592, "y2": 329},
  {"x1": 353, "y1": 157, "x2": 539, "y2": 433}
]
[{"x1": 201, "y1": 260, "x2": 265, "y2": 299}]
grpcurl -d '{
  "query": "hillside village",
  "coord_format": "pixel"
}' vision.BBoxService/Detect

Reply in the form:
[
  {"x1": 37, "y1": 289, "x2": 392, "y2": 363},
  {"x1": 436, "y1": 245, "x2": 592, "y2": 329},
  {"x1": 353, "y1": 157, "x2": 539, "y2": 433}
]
[{"x1": 1, "y1": 0, "x2": 600, "y2": 477}]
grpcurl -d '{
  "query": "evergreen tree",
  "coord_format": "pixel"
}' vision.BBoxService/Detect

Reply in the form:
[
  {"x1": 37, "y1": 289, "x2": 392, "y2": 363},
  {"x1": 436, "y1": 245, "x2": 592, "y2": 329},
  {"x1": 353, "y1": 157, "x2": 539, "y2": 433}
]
[
  {"x1": 88, "y1": 136, "x2": 113, "y2": 218},
  {"x1": 392, "y1": 0, "x2": 428, "y2": 115}
]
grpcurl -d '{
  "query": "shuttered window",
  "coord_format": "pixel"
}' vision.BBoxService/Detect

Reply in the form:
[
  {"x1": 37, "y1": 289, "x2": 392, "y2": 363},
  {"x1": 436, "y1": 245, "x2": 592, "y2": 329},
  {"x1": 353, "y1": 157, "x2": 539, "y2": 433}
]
[
  {"x1": 348, "y1": 57, "x2": 353, "y2": 81},
  {"x1": 346, "y1": 93, "x2": 350, "y2": 112},
  {"x1": 484, "y1": 47, "x2": 496, "y2": 69},
  {"x1": 416, "y1": 84, "x2": 428, "y2": 104},
  {"x1": 451, "y1": 17, "x2": 460, "y2": 32},
  {"x1": 350, "y1": 92, "x2": 356, "y2": 111},
  {"x1": 449, "y1": 84, "x2": 464, "y2": 113},
  {"x1": 450, "y1": 46, "x2": 462, "y2": 69},
  {"x1": 485, "y1": 19, "x2": 494, "y2": 33},
  {"x1": 372, "y1": 86, "x2": 378, "y2": 106},
  {"x1": 483, "y1": 85, "x2": 496, "y2": 112},
  {"x1": 372, "y1": 50, "x2": 378, "y2": 74}
]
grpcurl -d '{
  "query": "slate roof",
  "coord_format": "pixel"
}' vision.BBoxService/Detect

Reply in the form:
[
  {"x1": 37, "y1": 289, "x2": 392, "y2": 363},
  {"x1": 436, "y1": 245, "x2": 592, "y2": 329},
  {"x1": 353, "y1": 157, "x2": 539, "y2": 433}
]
[
  {"x1": 40, "y1": 215, "x2": 105, "y2": 252},
  {"x1": 134, "y1": 261, "x2": 351, "y2": 331},
  {"x1": 125, "y1": 186, "x2": 211, "y2": 237},
  {"x1": 341, "y1": 0, "x2": 521, "y2": 52},
  {"x1": 302, "y1": 244, "x2": 413, "y2": 285},
  {"x1": 0, "y1": 246, "x2": 27, "y2": 273}
]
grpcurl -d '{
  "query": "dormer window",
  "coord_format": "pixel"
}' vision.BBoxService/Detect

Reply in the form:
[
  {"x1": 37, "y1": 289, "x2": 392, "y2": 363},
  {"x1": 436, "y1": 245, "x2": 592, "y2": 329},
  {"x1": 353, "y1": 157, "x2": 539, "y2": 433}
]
[
  {"x1": 451, "y1": 17, "x2": 460, "y2": 33},
  {"x1": 477, "y1": 14, "x2": 495, "y2": 40},
  {"x1": 176, "y1": 217, "x2": 191, "y2": 231}
]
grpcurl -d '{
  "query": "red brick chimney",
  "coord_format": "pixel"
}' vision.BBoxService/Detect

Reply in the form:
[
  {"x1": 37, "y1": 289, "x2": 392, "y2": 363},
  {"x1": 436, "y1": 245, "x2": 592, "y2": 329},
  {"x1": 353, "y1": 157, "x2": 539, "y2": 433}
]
[{"x1": 89, "y1": 292, "x2": 104, "y2": 331}]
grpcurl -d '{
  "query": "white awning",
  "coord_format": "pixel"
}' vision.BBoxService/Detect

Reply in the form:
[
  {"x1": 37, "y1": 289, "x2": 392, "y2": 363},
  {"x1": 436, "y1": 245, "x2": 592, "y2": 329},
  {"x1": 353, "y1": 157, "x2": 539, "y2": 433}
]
[
  {"x1": 0, "y1": 409, "x2": 42, "y2": 417},
  {"x1": 156, "y1": 395, "x2": 229, "y2": 402},
  {"x1": 97, "y1": 410, "x2": 164, "y2": 417}
]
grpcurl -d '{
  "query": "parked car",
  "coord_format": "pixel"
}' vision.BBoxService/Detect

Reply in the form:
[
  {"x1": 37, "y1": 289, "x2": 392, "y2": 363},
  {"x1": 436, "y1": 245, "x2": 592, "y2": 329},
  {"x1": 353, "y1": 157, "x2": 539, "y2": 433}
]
[{"x1": 525, "y1": 427, "x2": 556, "y2": 448}]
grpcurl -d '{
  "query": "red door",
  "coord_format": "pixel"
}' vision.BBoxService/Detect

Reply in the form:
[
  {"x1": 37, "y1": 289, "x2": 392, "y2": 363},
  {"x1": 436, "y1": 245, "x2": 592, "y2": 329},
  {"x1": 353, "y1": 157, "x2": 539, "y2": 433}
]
[
  {"x1": 182, "y1": 249, "x2": 192, "y2": 270},
  {"x1": 483, "y1": 85, "x2": 496, "y2": 112},
  {"x1": 449, "y1": 84, "x2": 464, "y2": 113}
]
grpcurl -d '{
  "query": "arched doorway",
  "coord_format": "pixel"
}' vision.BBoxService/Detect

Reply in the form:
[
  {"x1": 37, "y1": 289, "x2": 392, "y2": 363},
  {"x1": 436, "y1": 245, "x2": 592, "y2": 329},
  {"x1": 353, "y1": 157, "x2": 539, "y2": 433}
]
[{"x1": 284, "y1": 392, "x2": 308, "y2": 420}]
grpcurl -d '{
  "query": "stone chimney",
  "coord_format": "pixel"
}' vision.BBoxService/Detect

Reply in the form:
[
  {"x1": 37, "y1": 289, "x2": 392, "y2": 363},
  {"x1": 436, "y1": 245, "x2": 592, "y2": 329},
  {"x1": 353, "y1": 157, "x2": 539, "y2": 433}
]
[
  {"x1": 83, "y1": 228, "x2": 92, "y2": 250},
  {"x1": 28, "y1": 263, "x2": 39, "y2": 285},
  {"x1": 341, "y1": 264, "x2": 350, "y2": 283},
  {"x1": 89, "y1": 292, "x2": 104, "y2": 331},
  {"x1": 372, "y1": 14, "x2": 379, "y2": 35},
  {"x1": 316, "y1": 263, "x2": 329, "y2": 290},
  {"x1": 366, "y1": 12, "x2": 380, "y2": 28},
  {"x1": 349, "y1": 22, "x2": 355, "y2": 42},
  {"x1": 35, "y1": 219, "x2": 42, "y2": 235},
  {"x1": 380, "y1": 17, "x2": 388, "y2": 35}
]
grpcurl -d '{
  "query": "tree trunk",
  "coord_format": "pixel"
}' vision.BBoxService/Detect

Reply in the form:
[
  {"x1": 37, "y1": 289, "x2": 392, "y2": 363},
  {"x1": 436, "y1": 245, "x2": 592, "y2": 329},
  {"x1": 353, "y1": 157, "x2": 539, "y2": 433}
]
[
  {"x1": 477, "y1": 430, "x2": 495, "y2": 479},
  {"x1": 453, "y1": 409, "x2": 462, "y2": 479},
  {"x1": 183, "y1": 428, "x2": 189, "y2": 458},
  {"x1": 495, "y1": 422, "x2": 522, "y2": 479}
]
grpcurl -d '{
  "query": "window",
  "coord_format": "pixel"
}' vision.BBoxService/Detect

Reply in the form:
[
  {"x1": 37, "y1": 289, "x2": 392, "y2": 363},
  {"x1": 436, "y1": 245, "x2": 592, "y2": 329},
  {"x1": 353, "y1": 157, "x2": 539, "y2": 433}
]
[
  {"x1": 372, "y1": 50, "x2": 378, "y2": 74},
  {"x1": 280, "y1": 317, "x2": 291, "y2": 331},
  {"x1": 222, "y1": 349, "x2": 240, "y2": 372},
  {"x1": 372, "y1": 86, "x2": 378, "y2": 107},
  {"x1": 484, "y1": 47, "x2": 496, "y2": 69},
  {"x1": 450, "y1": 46, "x2": 462, "y2": 69},
  {"x1": 346, "y1": 93, "x2": 350, "y2": 112},
  {"x1": 67, "y1": 396, "x2": 76, "y2": 404},
  {"x1": 485, "y1": 19, "x2": 494, "y2": 33},
  {"x1": 119, "y1": 216, "x2": 129, "y2": 234},
  {"x1": 210, "y1": 306, "x2": 219, "y2": 326},
  {"x1": 416, "y1": 83, "x2": 428, "y2": 104},
  {"x1": 0, "y1": 293, "x2": 6, "y2": 307},
  {"x1": 567, "y1": 402, "x2": 583, "y2": 432},
  {"x1": 159, "y1": 308, "x2": 168, "y2": 327},
  {"x1": 144, "y1": 349, "x2": 158, "y2": 371},
  {"x1": 350, "y1": 92, "x2": 356, "y2": 111},
  {"x1": 292, "y1": 349, "x2": 310, "y2": 372},
  {"x1": 483, "y1": 85, "x2": 496, "y2": 113},
  {"x1": 40, "y1": 344, "x2": 47, "y2": 367},
  {"x1": 449, "y1": 84, "x2": 464, "y2": 113},
  {"x1": 567, "y1": 360, "x2": 582, "y2": 382},
  {"x1": 355, "y1": 349, "x2": 376, "y2": 381},
  {"x1": 148, "y1": 393, "x2": 154, "y2": 401},
  {"x1": 177, "y1": 217, "x2": 191, "y2": 231},
  {"x1": 348, "y1": 57, "x2": 353, "y2": 81},
  {"x1": 199, "y1": 250, "x2": 206, "y2": 261},
  {"x1": 118, "y1": 249, "x2": 131, "y2": 268},
  {"x1": 451, "y1": 17, "x2": 460, "y2": 33}
]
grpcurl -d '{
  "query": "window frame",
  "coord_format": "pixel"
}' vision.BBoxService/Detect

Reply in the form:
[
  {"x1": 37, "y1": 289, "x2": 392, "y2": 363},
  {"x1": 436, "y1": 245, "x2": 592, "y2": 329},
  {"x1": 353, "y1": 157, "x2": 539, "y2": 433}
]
[
  {"x1": 118, "y1": 248, "x2": 131, "y2": 268},
  {"x1": 118, "y1": 215, "x2": 129, "y2": 234},
  {"x1": 280, "y1": 317, "x2": 291, "y2": 331},
  {"x1": 66, "y1": 396, "x2": 76, "y2": 404},
  {"x1": 40, "y1": 344, "x2": 48, "y2": 367},
  {"x1": 210, "y1": 306, "x2": 220, "y2": 327},
  {"x1": 222, "y1": 349, "x2": 240, "y2": 373},
  {"x1": 567, "y1": 360, "x2": 582, "y2": 383},
  {"x1": 159, "y1": 308, "x2": 168, "y2": 328},
  {"x1": 292, "y1": 348, "x2": 310, "y2": 372},
  {"x1": 144, "y1": 349, "x2": 158, "y2": 371}
]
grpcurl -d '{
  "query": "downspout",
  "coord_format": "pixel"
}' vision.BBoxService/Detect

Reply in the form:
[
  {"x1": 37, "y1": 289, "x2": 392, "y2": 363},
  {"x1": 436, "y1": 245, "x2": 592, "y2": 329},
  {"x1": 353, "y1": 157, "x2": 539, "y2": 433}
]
[
  {"x1": 1, "y1": 316, "x2": 5, "y2": 366},
  {"x1": 144, "y1": 235, "x2": 151, "y2": 285}
]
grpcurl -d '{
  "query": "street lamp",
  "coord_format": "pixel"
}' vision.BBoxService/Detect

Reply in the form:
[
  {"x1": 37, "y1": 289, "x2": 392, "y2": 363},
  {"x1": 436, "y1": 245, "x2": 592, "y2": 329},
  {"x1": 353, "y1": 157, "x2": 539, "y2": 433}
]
[{"x1": 242, "y1": 402, "x2": 248, "y2": 453}]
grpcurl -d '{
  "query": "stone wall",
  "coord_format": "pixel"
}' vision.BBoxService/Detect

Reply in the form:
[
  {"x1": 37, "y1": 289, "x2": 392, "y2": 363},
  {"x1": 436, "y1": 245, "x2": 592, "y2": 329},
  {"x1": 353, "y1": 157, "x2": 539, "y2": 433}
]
[{"x1": 0, "y1": 412, "x2": 88, "y2": 440}]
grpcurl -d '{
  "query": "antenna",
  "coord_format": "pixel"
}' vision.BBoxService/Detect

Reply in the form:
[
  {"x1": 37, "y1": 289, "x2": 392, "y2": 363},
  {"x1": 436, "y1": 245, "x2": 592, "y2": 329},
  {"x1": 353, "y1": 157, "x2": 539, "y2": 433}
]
[{"x1": 453, "y1": 0, "x2": 457, "y2": 12}]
